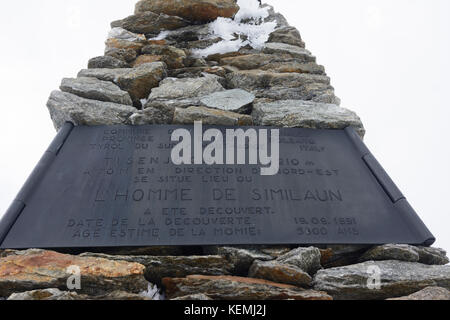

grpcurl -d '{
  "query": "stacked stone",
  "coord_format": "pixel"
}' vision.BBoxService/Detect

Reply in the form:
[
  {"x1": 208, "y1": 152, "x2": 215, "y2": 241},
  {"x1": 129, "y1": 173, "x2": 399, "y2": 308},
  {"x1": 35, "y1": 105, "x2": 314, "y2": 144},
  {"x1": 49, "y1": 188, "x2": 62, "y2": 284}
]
[
  {"x1": 2, "y1": 0, "x2": 446, "y2": 300},
  {"x1": 46, "y1": 0, "x2": 365, "y2": 137}
]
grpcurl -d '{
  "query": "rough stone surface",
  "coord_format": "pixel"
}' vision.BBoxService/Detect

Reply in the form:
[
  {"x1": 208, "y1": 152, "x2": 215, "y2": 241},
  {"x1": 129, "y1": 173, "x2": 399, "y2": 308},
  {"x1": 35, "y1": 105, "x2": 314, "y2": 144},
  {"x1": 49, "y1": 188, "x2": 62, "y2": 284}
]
[
  {"x1": 0, "y1": 249, "x2": 148, "y2": 298},
  {"x1": 319, "y1": 245, "x2": 373, "y2": 268},
  {"x1": 7, "y1": 288, "x2": 150, "y2": 300},
  {"x1": 200, "y1": 89, "x2": 255, "y2": 113},
  {"x1": 135, "y1": 0, "x2": 240, "y2": 23},
  {"x1": 252, "y1": 100, "x2": 365, "y2": 138},
  {"x1": 226, "y1": 70, "x2": 338, "y2": 104},
  {"x1": 203, "y1": 246, "x2": 274, "y2": 275},
  {"x1": 313, "y1": 260, "x2": 450, "y2": 300},
  {"x1": 141, "y1": 44, "x2": 187, "y2": 69},
  {"x1": 276, "y1": 247, "x2": 322, "y2": 275},
  {"x1": 105, "y1": 47, "x2": 138, "y2": 63},
  {"x1": 171, "y1": 293, "x2": 213, "y2": 300},
  {"x1": 148, "y1": 76, "x2": 224, "y2": 101},
  {"x1": 60, "y1": 77, "x2": 133, "y2": 106},
  {"x1": 129, "y1": 106, "x2": 174, "y2": 125},
  {"x1": 173, "y1": 106, "x2": 253, "y2": 126},
  {"x1": 88, "y1": 56, "x2": 129, "y2": 69},
  {"x1": 47, "y1": 91, "x2": 136, "y2": 130},
  {"x1": 359, "y1": 245, "x2": 449, "y2": 265},
  {"x1": 387, "y1": 287, "x2": 450, "y2": 301},
  {"x1": 111, "y1": 12, "x2": 189, "y2": 34},
  {"x1": 263, "y1": 43, "x2": 315, "y2": 62},
  {"x1": 268, "y1": 26, "x2": 305, "y2": 47},
  {"x1": 80, "y1": 253, "x2": 234, "y2": 287},
  {"x1": 249, "y1": 260, "x2": 312, "y2": 287},
  {"x1": 163, "y1": 275, "x2": 332, "y2": 300}
]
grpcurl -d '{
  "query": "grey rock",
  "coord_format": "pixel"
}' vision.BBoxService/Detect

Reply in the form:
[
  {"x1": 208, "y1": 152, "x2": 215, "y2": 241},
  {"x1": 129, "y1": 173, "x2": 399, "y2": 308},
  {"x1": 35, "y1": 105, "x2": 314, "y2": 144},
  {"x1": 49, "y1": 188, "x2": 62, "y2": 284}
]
[
  {"x1": 249, "y1": 260, "x2": 312, "y2": 287},
  {"x1": 88, "y1": 56, "x2": 129, "y2": 69},
  {"x1": 171, "y1": 294, "x2": 213, "y2": 300},
  {"x1": 252, "y1": 100, "x2": 365, "y2": 138},
  {"x1": 276, "y1": 247, "x2": 322, "y2": 275},
  {"x1": 203, "y1": 246, "x2": 274, "y2": 275},
  {"x1": 148, "y1": 75, "x2": 224, "y2": 100},
  {"x1": 268, "y1": 26, "x2": 305, "y2": 47},
  {"x1": 163, "y1": 275, "x2": 332, "y2": 300},
  {"x1": 173, "y1": 106, "x2": 253, "y2": 126},
  {"x1": 80, "y1": 253, "x2": 233, "y2": 287},
  {"x1": 105, "y1": 47, "x2": 138, "y2": 63},
  {"x1": 263, "y1": 5, "x2": 289, "y2": 28},
  {"x1": 359, "y1": 245, "x2": 449, "y2": 265},
  {"x1": 46, "y1": 91, "x2": 136, "y2": 130},
  {"x1": 129, "y1": 106, "x2": 174, "y2": 125},
  {"x1": 416, "y1": 247, "x2": 449, "y2": 265},
  {"x1": 313, "y1": 260, "x2": 450, "y2": 300},
  {"x1": 263, "y1": 43, "x2": 315, "y2": 62},
  {"x1": 200, "y1": 89, "x2": 255, "y2": 113},
  {"x1": 60, "y1": 77, "x2": 133, "y2": 105},
  {"x1": 111, "y1": 11, "x2": 189, "y2": 34},
  {"x1": 226, "y1": 70, "x2": 338, "y2": 104},
  {"x1": 387, "y1": 287, "x2": 450, "y2": 300},
  {"x1": 78, "y1": 68, "x2": 130, "y2": 82},
  {"x1": 108, "y1": 27, "x2": 146, "y2": 42},
  {"x1": 7, "y1": 288, "x2": 82, "y2": 301},
  {"x1": 141, "y1": 44, "x2": 187, "y2": 69}
]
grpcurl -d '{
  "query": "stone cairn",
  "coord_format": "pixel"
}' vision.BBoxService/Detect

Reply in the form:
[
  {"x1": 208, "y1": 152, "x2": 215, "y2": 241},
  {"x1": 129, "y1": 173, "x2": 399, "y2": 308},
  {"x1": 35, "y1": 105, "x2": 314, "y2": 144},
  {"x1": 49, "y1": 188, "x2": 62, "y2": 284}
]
[{"x1": 1, "y1": 0, "x2": 448, "y2": 300}]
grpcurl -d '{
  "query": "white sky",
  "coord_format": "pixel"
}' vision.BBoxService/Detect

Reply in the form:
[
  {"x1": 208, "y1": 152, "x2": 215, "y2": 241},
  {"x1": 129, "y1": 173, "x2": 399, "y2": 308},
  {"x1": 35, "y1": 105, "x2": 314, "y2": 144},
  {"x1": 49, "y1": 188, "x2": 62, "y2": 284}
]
[{"x1": 0, "y1": 0, "x2": 448, "y2": 251}]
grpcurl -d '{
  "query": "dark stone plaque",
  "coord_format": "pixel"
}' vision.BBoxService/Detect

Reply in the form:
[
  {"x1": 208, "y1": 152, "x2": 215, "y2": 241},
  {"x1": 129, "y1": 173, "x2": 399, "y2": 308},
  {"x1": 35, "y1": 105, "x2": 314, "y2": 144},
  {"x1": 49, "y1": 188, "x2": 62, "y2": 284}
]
[{"x1": 0, "y1": 122, "x2": 435, "y2": 249}]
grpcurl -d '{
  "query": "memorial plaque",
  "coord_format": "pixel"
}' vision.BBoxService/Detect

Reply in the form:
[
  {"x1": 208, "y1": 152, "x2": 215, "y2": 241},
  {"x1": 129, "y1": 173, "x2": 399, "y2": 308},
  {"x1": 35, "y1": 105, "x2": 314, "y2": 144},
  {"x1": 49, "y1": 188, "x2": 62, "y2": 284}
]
[{"x1": 0, "y1": 122, "x2": 435, "y2": 249}]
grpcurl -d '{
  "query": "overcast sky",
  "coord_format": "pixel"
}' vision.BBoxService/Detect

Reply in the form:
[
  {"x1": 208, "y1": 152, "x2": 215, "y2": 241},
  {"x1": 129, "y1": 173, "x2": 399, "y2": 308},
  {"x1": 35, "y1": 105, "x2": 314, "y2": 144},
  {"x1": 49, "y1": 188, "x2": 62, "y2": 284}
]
[{"x1": 0, "y1": 0, "x2": 448, "y2": 251}]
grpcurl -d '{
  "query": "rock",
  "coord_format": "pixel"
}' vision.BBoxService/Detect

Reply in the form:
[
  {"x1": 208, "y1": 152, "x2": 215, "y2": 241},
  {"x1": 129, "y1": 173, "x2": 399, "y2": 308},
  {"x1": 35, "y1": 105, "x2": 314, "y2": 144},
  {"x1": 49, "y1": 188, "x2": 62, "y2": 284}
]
[
  {"x1": 200, "y1": 89, "x2": 255, "y2": 113},
  {"x1": 268, "y1": 26, "x2": 305, "y2": 47},
  {"x1": 173, "y1": 106, "x2": 253, "y2": 126},
  {"x1": 105, "y1": 48, "x2": 138, "y2": 63},
  {"x1": 129, "y1": 106, "x2": 174, "y2": 125},
  {"x1": 252, "y1": 100, "x2": 365, "y2": 138},
  {"x1": 359, "y1": 245, "x2": 449, "y2": 265},
  {"x1": 359, "y1": 244, "x2": 420, "y2": 263},
  {"x1": 313, "y1": 260, "x2": 450, "y2": 300},
  {"x1": 7, "y1": 288, "x2": 151, "y2": 300},
  {"x1": 276, "y1": 247, "x2": 322, "y2": 275},
  {"x1": 319, "y1": 245, "x2": 373, "y2": 268},
  {"x1": 108, "y1": 27, "x2": 146, "y2": 43},
  {"x1": 80, "y1": 253, "x2": 234, "y2": 287},
  {"x1": 203, "y1": 246, "x2": 274, "y2": 275},
  {"x1": 141, "y1": 44, "x2": 187, "y2": 69},
  {"x1": 115, "y1": 62, "x2": 167, "y2": 101},
  {"x1": 163, "y1": 275, "x2": 332, "y2": 300},
  {"x1": 135, "y1": 0, "x2": 240, "y2": 23},
  {"x1": 171, "y1": 293, "x2": 213, "y2": 300},
  {"x1": 263, "y1": 43, "x2": 315, "y2": 62},
  {"x1": 221, "y1": 53, "x2": 274, "y2": 70},
  {"x1": 132, "y1": 54, "x2": 163, "y2": 67},
  {"x1": 7, "y1": 288, "x2": 82, "y2": 300},
  {"x1": 60, "y1": 77, "x2": 133, "y2": 106},
  {"x1": 105, "y1": 38, "x2": 145, "y2": 54},
  {"x1": 249, "y1": 260, "x2": 312, "y2": 287},
  {"x1": 80, "y1": 62, "x2": 167, "y2": 102},
  {"x1": 111, "y1": 12, "x2": 188, "y2": 35},
  {"x1": 387, "y1": 287, "x2": 450, "y2": 300},
  {"x1": 261, "y1": 61, "x2": 325, "y2": 75},
  {"x1": 263, "y1": 4, "x2": 289, "y2": 28},
  {"x1": 0, "y1": 249, "x2": 148, "y2": 298},
  {"x1": 88, "y1": 56, "x2": 129, "y2": 69},
  {"x1": 46, "y1": 91, "x2": 137, "y2": 130},
  {"x1": 416, "y1": 247, "x2": 449, "y2": 265},
  {"x1": 226, "y1": 70, "x2": 338, "y2": 103},
  {"x1": 148, "y1": 75, "x2": 224, "y2": 101}
]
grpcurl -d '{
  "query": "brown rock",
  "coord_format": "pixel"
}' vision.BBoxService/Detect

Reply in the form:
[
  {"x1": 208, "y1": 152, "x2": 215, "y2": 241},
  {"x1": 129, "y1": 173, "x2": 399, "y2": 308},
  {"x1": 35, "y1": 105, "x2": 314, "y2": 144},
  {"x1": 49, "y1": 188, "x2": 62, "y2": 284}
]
[
  {"x1": 173, "y1": 106, "x2": 253, "y2": 126},
  {"x1": 105, "y1": 38, "x2": 144, "y2": 53},
  {"x1": 387, "y1": 287, "x2": 450, "y2": 300},
  {"x1": 132, "y1": 55, "x2": 163, "y2": 67},
  {"x1": 142, "y1": 45, "x2": 187, "y2": 69},
  {"x1": 105, "y1": 48, "x2": 138, "y2": 63},
  {"x1": 249, "y1": 260, "x2": 312, "y2": 287},
  {"x1": 0, "y1": 249, "x2": 148, "y2": 298},
  {"x1": 7, "y1": 288, "x2": 151, "y2": 300},
  {"x1": 135, "y1": 0, "x2": 239, "y2": 23},
  {"x1": 111, "y1": 11, "x2": 189, "y2": 34},
  {"x1": 163, "y1": 275, "x2": 332, "y2": 300}
]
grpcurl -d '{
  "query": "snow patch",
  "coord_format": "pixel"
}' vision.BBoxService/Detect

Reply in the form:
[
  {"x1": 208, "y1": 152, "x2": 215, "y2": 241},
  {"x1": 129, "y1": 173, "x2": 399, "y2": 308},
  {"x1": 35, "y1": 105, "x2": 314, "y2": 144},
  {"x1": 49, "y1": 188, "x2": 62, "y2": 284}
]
[
  {"x1": 192, "y1": 0, "x2": 276, "y2": 58},
  {"x1": 150, "y1": 30, "x2": 171, "y2": 41}
]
